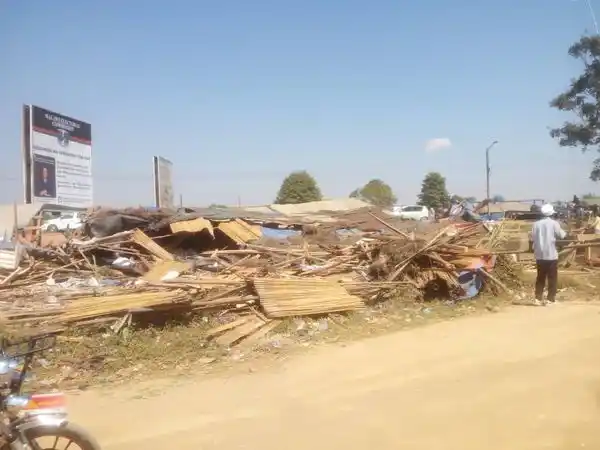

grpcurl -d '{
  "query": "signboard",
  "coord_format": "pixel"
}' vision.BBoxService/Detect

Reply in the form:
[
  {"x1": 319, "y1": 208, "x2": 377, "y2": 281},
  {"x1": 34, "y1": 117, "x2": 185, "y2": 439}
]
[
  {"x1": 22, "y1": 105, "x2": 93, "y2": 207},
  {"x1": 153, "y1": 156, "x2": 174, "y2": 208}
]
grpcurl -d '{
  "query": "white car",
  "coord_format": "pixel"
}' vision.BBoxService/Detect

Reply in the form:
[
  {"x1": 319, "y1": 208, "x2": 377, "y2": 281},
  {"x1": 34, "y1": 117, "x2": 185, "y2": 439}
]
[
  {"x1": 41, "y1": 212, "x2": 86, "y2": 233},
  {"x1": 396, "y1": 205, "x2": 430, "y2": 221}
]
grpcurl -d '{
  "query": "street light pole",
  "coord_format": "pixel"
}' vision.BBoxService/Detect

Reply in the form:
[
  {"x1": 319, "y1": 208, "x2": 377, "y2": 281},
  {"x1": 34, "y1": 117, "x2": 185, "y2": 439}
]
[{"x1": 485, "y1": 140, "x2": 498, "y2": 202}]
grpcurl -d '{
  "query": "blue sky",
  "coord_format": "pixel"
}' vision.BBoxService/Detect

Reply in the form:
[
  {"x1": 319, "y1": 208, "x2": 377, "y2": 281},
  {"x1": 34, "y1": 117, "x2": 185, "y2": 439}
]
[{"x1": 2, "y1": 0, "x2": 600, "y2": 206}]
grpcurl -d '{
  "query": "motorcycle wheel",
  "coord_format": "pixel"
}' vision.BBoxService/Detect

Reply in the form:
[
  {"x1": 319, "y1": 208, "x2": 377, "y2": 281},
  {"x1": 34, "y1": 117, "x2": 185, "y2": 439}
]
[{"x1": 23, "y1": 422, "x2": 100, "y2": 450}]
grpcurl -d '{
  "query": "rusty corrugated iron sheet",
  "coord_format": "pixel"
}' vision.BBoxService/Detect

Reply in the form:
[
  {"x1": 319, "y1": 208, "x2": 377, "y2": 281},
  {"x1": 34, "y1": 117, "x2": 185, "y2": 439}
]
[{"x1": 217, "y1": 219, "x2": 262, "y2": 244}]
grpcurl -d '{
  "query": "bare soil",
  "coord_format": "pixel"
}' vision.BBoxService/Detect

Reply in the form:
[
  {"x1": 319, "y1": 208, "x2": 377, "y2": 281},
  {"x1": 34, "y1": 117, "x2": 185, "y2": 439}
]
[{"x1": 65, "y1": 302, "x2": 600, "y2": 450}]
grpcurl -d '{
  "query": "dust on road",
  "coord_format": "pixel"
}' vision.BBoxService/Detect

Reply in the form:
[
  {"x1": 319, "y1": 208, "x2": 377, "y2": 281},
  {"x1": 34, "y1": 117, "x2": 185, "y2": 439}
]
[{"x1": 68, "y1": 303, "x2": 600, "y2": 450}]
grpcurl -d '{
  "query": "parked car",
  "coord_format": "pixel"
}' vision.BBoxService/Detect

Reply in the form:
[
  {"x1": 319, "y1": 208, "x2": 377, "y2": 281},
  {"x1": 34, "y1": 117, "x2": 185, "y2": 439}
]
[
  {"x1": 40, "y1": 211, "x2": 86, "y2": 232},
  {"x1": 391, "y1": 205, "x2": 404, "y2": 216},
  {"x1": 397, "y1": 205, "x2": 429, "y2": 221}
]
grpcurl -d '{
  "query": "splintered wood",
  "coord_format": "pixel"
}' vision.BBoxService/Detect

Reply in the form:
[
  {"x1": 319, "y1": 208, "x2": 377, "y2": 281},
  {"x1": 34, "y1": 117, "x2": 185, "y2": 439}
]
[
  {"x1": 253, "y1": 279, "x2": 365, "y2": 318},
  {"x1": 0, "y1": 208, "x2": 544, "y2": 331},
  {"x1": 131, "y1": 229, "x2": 174, "y2": 261}
]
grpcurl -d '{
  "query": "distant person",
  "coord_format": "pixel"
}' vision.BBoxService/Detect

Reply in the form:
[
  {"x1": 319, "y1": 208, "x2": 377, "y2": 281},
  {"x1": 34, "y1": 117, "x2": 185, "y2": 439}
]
[
  {"x1": 531, "y1": 204, "x2": 566, "y2": 305},
  {"x1": 589, "y1": 209, "x2": 600, "y2": 235},
  {"x1": 448, "y1": 200, "x2": 462, "y2": 219}
]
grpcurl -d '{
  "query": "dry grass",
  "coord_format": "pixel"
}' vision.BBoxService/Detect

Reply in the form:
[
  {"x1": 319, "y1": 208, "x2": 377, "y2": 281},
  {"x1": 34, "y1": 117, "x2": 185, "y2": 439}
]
[{"x1": 21, "y1": 292, "x2": 515, "y2": 392}]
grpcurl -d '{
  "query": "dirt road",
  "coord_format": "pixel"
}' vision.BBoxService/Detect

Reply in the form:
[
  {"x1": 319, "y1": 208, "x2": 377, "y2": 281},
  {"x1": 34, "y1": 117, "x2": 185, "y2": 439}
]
[{"x1": 68, "y1": 303, "x2": 600, "y2": 450}]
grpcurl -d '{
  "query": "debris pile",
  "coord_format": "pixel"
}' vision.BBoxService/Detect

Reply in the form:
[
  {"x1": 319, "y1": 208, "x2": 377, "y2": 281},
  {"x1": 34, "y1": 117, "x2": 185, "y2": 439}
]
[{"x1": 0, "y1": 208, "x2": 524, "y2": 335}]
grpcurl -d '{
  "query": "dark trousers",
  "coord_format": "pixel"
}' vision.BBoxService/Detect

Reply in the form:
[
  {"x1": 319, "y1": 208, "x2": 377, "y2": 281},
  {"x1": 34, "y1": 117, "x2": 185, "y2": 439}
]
[{"x1": 535, "y1": 259, "x2": 558, "y2": 301}]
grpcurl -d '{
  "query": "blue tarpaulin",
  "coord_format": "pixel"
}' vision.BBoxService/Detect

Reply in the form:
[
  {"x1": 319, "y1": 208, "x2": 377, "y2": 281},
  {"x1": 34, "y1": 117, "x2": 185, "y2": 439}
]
[
  {"x1": 260, "y1": 227, "x2": 301, "y2": 240},
  {"x1": 456, "y1": 256, "x2": 497, "y2": 299},
  {"x1": 336, "y1": 228, "x2": 362, "y2": 237},
  {"x1": 457, "y1": 269, "x2": 485, "y2": 299}
]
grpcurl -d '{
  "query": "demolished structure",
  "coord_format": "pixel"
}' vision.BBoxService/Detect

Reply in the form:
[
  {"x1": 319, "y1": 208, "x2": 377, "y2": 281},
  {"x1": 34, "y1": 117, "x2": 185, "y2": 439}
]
[{"x1": 1, "y1": 199, "x2": 597, "y2": 347}]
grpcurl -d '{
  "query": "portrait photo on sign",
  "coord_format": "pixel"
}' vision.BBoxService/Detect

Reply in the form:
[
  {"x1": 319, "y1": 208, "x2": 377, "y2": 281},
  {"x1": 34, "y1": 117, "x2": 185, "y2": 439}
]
[{"x1": 32, "y1": 154, "x2": 57, "y2": 199}]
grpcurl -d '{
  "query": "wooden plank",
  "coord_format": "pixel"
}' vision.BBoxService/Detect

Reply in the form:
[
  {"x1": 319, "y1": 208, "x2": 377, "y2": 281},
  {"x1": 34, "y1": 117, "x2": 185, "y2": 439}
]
[
  {"x1": 205, "y1": 316, "x2": 252, "y2": 339},
  {"x1": 142, "y1": 260, "x2": 191, "y2": 282},
  {"x1": 131, "y1": 229, "x2": 174, "y2": 261},
  {"x1": 214, "y1": 318, "x2": 266, "y2": 347},
  {"x1": 577, "y1": 234, "x2": 600, "y2": 242},
  {"x1": 237, "y1": 320, "x2": 282, "y2": 349}
]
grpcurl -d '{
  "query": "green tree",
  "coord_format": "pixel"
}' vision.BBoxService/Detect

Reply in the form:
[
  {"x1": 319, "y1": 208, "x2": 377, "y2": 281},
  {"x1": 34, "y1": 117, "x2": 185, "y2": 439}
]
[
  {"x1": 417, "y1": 172, "x2": 450, "y2": 209},
  {"x1": 550, "y1": 35, "x2": 600, "y2": 180},
  {"x1": 274, "y1": 170, "x2": 322, "y2": 204},
  {"x1": 491, "y1": 194, "x2": 505, "y2": 202},
  {"x1": 349, "y1": 179, "x2": 397, "y2": 208}
]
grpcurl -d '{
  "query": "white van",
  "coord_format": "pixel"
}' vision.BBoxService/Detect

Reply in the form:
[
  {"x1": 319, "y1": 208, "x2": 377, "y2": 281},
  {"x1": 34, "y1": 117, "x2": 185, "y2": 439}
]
[
  {"x1": 396, "y1": 205, "x2": 429, "y2": 221},
  {"x1": 41, "y1": 211, "x2": 86, "y2": 232}
]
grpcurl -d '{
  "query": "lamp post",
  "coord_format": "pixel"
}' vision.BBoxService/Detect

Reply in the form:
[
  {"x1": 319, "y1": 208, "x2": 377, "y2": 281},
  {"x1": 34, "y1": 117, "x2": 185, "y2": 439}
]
[{"x1": 485, "y1": 140, "x2": 498, "y2": 202}]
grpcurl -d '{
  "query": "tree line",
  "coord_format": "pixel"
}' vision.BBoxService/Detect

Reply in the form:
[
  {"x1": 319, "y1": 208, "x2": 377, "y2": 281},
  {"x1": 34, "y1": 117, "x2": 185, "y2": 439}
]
[{"x1": 273, "y1": 170, "x2": 504, "y2": 208}]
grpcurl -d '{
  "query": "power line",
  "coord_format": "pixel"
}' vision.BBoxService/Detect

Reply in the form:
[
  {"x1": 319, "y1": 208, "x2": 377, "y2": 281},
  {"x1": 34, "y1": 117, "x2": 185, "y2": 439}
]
[{"x1": 584, "y1": 0, "x2": 599, "y2": 34}]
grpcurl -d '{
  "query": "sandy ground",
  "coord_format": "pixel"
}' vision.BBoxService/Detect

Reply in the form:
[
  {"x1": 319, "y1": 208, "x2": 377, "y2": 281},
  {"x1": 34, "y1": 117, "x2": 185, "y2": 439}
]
[{"x1": 66, "y1": 303, "x2": 600, "y2": 450}]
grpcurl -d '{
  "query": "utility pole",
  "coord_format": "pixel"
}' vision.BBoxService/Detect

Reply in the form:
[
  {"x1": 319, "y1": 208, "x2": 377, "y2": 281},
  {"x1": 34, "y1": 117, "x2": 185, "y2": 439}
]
[{"x1": 485, "y1": 140, "x2": 499, "y2": 202}]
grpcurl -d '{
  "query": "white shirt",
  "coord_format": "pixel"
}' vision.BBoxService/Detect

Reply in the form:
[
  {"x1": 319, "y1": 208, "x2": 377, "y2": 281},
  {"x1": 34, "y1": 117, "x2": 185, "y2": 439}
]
[{"x1": 531, "y1": 217, "x2": 566, "y2": 261}]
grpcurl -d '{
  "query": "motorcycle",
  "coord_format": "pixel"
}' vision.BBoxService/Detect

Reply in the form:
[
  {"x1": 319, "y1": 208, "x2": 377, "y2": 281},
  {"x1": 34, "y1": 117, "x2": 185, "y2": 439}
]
[{"x1": 0, "y1": 332, "x2": 100, "y2": 450}]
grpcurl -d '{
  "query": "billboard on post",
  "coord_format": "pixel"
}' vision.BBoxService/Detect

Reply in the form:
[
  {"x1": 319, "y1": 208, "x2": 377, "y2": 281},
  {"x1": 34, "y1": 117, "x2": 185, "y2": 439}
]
[
  {"x1": 153, "y1": 156, "x2": 174, "y2": 208},
  {"x1": 22, "y1": 105, "x2": 93, "y2": 207}
]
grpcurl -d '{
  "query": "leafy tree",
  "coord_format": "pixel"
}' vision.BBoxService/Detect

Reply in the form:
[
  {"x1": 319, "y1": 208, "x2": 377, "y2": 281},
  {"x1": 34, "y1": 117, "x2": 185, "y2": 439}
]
[
  {"x1": 349, "y1": 179, "x2": 397, "y2": 208},
  {"x1": 583, "y1": 193, "x2": 597, "y2": 199},
  {"x1": 417, "y1": 172, "x2": 450, "y2": 209},
  {"x1": 274, "y1": 170, "x2": 322, "y2": 204},
  {"x1": 491, "y1": 194, "x2": 505, "y2": 202},
  {"x1": 550, "y1": 35, "x2": 600, "y2": 180}
]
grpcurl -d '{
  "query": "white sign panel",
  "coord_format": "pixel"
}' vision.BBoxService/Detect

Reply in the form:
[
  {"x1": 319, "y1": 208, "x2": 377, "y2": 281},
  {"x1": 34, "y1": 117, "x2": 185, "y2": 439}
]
[
  {"x1": 153, "y1": 156, "x2": 174, "y2": 208},
  {"x1": 28, "y1": 106, "x2": 93, "y2": 207}
]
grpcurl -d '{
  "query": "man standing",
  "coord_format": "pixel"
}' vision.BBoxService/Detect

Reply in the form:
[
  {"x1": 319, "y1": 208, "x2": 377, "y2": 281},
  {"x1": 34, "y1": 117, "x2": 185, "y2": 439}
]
[
  {"x1": 588, "y1": 208, "x2": 600, "y2": 235},
  {"x1": 531, "y1": 204, "x2": 566, "y2": 305}
]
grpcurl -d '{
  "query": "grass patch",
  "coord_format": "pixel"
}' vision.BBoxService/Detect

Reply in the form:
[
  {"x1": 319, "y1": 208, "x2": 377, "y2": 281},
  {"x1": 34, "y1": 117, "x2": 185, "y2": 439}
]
[{"x1": 21, "y1": 292, "x2": 517, "y2": 392}]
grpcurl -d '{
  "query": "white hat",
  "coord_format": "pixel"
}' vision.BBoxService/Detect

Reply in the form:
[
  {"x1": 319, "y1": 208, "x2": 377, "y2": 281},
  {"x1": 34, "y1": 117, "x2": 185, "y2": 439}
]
[{"x1": 541, "y1": 204, "x2": 555, "y2": 216}]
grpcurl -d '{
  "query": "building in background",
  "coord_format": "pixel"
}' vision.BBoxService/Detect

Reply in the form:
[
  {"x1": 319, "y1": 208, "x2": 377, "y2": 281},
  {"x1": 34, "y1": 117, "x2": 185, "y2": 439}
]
[
  {"x1": 22, "y1": 105, "x2": 93, "y2": 207},
  {"x1": 153, "y1": 156, "x2": 174, "y2": 208}
]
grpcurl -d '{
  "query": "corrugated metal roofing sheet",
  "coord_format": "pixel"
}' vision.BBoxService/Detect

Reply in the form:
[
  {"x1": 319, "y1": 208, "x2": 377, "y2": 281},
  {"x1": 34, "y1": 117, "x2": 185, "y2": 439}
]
[
  {"x1": 218, "y1": 219, "x2": 262, "y2": 243},
  {"x1": 269, "y1": 198, "x2": 370, "y2": 216},
  {"x1": 170, "y1": 217, "x2": 214, "y2": 234},
  {"x1": 485, "y1": 202, "x2": 533, "y2": 213}
]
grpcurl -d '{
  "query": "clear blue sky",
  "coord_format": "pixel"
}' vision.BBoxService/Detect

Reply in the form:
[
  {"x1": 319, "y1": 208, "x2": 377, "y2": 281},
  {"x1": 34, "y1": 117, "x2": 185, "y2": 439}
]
[{"x1": 2, "y1": 0, "x2": 600, "y2": 206}]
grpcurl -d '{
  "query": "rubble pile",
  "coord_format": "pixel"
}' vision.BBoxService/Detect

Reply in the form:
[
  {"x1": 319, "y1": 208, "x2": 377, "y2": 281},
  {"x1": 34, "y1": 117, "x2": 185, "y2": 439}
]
[{"x1": 0, "y1": 208, "x2": 523, "y2": 340}]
